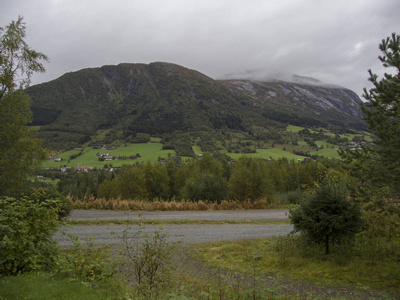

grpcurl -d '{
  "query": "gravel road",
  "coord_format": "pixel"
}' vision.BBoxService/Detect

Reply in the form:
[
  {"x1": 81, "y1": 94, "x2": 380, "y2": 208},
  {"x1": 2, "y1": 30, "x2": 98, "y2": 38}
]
[
  {"x1": 68, "y1": 209, "x2": 290, "y2": 221},
  {"x1": 54, "y1": 209, "x2": 293, "y2": 246}
]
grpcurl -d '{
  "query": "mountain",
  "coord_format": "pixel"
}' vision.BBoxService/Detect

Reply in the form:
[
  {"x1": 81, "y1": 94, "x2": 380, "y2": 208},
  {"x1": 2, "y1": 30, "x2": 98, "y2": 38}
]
[
  {"x1": 26, "y1": 62, "x2": 366, "y2": 151},
  {"x1": 220, "y1": 79, "x2": 363, "y2": 127}
]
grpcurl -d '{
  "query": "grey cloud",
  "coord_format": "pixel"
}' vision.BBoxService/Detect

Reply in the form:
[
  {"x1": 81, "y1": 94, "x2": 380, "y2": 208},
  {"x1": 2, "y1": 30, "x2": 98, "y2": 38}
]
[{"x1": 2, "y1": 0, "x2": 399, "y2": 97}]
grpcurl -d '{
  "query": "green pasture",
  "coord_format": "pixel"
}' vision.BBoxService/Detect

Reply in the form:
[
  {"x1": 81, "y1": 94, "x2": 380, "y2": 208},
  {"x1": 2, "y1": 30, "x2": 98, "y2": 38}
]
[
  {"x1": 310, "y1": 147, "x2": 341, "y2": 158},
  {"x1": 286, "y1": 125, "x2": 304, "y2": 132},
  {"x1": 192, "y1": 145, "x2": 203, "y2": 156},
  {"x1": 287, "y1": 125, "x2": 321, "y2": 134},
  {"x1": 42, "y1": 143, "x2": 176, "y2": 168}
]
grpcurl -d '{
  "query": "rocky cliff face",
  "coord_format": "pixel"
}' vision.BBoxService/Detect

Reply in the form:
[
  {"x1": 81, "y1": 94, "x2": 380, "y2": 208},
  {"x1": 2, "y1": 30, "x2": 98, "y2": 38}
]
[{"x1": 221, "y1": 80, "x2": 363, "y2": 119}]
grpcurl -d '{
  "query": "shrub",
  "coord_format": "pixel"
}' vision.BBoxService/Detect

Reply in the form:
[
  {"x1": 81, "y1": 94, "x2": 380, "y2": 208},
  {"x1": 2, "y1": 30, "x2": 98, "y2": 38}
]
[
  {"x1": 355, "y1": 209, "x2": 400, "y2": 259},
  {"x1": 56, "y1": 236, "x2": 116, "y2": 281},
  {"x1": 0, "y1": 190, "x2": 62, "y2": 274},
  {"x1": 121, "y1": 223, "x2": 175, "y2": 298}
]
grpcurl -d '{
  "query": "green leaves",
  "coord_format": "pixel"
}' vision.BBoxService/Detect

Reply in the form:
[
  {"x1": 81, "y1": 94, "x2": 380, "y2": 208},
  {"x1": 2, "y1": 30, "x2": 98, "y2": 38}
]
[
  {"x1": 0, "y1": 92, "x2": 47, "y2": 195},
  {"x1": 0, "y1": 193, "x2": 62, "y2": 274},
  {"x1": 0, "y1": 17, "x2": 48, "y2": 196},
  {"x1": 0, "y1": 16, "x2": 48, "y2": 98}
]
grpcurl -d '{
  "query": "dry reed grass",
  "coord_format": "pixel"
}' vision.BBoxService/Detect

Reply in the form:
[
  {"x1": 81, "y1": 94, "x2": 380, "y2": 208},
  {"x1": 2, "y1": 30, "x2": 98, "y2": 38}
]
[{"x1": 67, "y1": 195, "x2": 279, "y2": 211}]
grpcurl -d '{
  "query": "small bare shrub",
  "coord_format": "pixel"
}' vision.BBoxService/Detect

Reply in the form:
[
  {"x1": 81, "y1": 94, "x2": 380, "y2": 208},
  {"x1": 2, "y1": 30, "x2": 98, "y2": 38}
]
[{"x1": 121, "y1": 222, "x2": 175, "y2": 298}]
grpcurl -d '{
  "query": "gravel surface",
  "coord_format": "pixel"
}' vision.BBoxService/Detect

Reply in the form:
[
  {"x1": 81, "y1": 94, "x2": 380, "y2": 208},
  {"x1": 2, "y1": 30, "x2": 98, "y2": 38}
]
[
  {"x1": 54, "y1": 210, "x2": 397, "y2": 299},
  {"x1": 54, "y1": 223, "x2": 293, "y2": 246},
  {"x1": 54, "y1": 209, "x2": 292, "y2": 246},
  {"x1": 68, "y1": 209, "x2": 290, "y2": 221}
]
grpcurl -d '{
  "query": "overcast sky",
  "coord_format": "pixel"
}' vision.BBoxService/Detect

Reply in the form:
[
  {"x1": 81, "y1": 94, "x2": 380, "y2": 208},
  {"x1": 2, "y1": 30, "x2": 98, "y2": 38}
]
[{"x1": 2, "y1": 0, "x2": 399, "y2": 98}]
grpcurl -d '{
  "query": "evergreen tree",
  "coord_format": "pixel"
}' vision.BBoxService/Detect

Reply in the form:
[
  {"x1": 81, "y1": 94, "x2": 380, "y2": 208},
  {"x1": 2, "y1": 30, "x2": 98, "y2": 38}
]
[
  {"x1": 289, "y1": 181, "x2": 363, "y2": 255},
  {"x1": 340, "y1": 33, "x2": 400, "y2": 211}
]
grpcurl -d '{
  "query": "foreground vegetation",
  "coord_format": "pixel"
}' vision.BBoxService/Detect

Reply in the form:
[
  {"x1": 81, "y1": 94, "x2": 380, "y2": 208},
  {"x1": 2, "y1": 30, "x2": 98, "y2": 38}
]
[{"x1": 1, "y1": 216, "x2": 399, "y2": 299}]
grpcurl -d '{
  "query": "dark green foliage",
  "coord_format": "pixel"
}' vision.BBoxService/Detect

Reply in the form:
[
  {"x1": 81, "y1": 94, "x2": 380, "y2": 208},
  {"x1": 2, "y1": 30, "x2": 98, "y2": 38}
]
[
  {"x1": 0, "y1": 92, "x2": 47, "y2": 195},
  {"x1": 180, "y1": 153, "x2": 228, "y2": 202},
  {"x1": 131, "y1": 133, "x2": 151, "y2": 143},
  {"x1": 340, "y1": 33, "x2": 400, "y2": 211},
  {"x1": 289, "y1": 182, "x2": 364, "y2": 255},
  {"x1": 144, "y1": 161, "x2": 171, "y2": 199},
  {"x1": 30, "y1": 106, "x2": 61, "y2": 125},
  {"x1": 228, "y1": 157, "x2": 275, "y2": 201},
  {"x1": 60, "y1": 155, "x2": 347, "y2": 202},
  {"x1": 0, "y1": 191, "x2": 62, "y2": 274},
  {"x1": 57, "y1": 169, "x2": 111, "y2": 200}
]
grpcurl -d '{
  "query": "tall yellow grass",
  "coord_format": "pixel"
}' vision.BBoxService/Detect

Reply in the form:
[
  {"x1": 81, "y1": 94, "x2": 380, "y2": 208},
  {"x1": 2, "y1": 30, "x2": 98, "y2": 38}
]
[{"x1": 67, "y1": 195, "x2": 277, "y2": 211}]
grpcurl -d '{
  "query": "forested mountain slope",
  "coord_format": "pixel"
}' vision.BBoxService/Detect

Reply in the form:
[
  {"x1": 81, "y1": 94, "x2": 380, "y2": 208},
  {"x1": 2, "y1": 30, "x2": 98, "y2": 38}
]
[{"x1": 26, "y1": 62, "x2": 365, "y2": 150}]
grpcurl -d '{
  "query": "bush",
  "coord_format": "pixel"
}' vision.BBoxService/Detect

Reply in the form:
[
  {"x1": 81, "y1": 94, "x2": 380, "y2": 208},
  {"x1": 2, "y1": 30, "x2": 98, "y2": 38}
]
[
  {"x1": 56, "y1": 236, "x2": 116, "y2": 282},
  {"x1": 355, "y1": 209, "x2": 400, "y2": 260},
  {"x1": 0, "y1": 190, "x2": 62, "y2": 274},
  {"x1": 23, "y1": 187, "x2": 72, "y2": 219},
  {"x1": 121, "y1": 223, "x2": 175, "y2": 298}
]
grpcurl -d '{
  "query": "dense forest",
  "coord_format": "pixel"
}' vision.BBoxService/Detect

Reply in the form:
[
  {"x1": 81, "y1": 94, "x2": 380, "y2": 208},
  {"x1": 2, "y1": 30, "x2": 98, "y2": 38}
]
[{"x1": 38, "y1": 154, "x2": 348, "y2": 204}]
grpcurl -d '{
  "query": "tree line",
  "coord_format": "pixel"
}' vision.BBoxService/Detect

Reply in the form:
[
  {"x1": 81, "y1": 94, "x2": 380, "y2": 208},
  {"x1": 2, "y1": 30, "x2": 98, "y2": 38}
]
[{"x1": 48, "y1": 154, "x2": 346, "y2": 203}]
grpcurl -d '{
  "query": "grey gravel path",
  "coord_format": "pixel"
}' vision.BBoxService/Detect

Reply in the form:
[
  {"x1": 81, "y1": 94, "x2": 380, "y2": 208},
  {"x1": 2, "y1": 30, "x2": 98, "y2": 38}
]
[
  {"x1": 69, "y1": 209, "x2": 290, "y2": 221},
  {"x1": 54, "y1": 224, "x2": 293, "y2": 246},
  {"x1": 54, "y1": 209, "x2": 292, "y2": 246}
]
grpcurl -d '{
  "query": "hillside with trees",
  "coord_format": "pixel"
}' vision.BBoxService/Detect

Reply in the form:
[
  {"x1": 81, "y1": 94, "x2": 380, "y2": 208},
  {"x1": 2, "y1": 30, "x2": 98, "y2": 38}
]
[{"x1": 26, "y1": 62, "x2": 367, "y2": 151}]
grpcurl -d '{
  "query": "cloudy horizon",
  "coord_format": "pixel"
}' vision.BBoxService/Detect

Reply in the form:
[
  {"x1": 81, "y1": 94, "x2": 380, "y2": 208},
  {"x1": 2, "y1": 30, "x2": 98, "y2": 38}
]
[{"x1": 2, "y1": 0, "x2": 399, "y2": 98}]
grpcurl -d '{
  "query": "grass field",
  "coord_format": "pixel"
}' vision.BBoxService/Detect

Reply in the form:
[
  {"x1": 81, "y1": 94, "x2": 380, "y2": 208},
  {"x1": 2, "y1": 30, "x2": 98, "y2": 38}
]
[
  {"x1": 0, "y1": 273, "x2": 117, "y2": 300},
  {"x1": 310, "y1": 147, "x2": 341, "y2": 158},
  {"x1": 42, "y1": 143, "x2": 176, "y2": 168},
  {"x1": 286, "y1": 125, "x2": 305, "y2": 132},
  {"x1": 41, "y1": 125, "x2": 368, "y2": 168},
  {"x1": 192, "y1": 145, "x2": 203, "y2": 156}
]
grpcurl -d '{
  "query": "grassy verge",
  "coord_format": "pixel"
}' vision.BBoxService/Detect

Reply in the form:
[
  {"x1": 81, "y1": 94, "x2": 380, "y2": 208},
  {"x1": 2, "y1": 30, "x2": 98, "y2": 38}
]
[
  {"x1": 192, "y1": 236, "x2": 400, "y2": 296},
  {"x1": 0, "y1": 272, "x2": 124, "y2": 300}
]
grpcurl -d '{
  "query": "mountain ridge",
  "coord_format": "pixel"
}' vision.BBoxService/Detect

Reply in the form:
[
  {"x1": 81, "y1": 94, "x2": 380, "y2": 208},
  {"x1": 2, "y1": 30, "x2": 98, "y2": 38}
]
[{"x1": 26, "y1": 62, "x2": 366, "y2": 151}]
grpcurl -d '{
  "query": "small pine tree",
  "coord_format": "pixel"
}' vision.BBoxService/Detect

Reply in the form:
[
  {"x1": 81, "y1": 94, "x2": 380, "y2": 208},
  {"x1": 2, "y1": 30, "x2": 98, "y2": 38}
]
[{"x1": 289, "y1": 181, "x2": 364, "y2": 255}]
